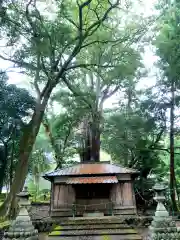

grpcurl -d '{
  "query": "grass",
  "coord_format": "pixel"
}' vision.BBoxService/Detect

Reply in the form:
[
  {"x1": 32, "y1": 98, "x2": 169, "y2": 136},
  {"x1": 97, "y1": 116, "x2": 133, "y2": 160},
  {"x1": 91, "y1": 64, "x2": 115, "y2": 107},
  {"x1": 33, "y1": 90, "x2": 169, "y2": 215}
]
[
  {"x1": 0, "y1": 220, "x2": 10, "y2": 229},
  {"x1": 0, "y1": 217, "x2": 10, "y2": 230},
  {"x1": 31, "y1": 200, "x2": 50, "y2": 204},
  {"x1": 49, "y1": 225, "x2": 62, "y2": 236}
]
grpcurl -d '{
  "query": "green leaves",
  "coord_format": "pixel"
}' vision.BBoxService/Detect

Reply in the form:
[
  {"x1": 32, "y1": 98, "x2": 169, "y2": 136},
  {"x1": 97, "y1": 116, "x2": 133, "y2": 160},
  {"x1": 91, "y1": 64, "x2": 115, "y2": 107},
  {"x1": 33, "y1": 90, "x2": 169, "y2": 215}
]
[
  {"x1": 0, "y1": 73, "x2": 35, "y2": 136},
  {"x1": 0, "y1": 73, "x2": 35, "y2": 192},
  {"x1": 154, "y1": 1, "x2": 180, "y2": 83}
]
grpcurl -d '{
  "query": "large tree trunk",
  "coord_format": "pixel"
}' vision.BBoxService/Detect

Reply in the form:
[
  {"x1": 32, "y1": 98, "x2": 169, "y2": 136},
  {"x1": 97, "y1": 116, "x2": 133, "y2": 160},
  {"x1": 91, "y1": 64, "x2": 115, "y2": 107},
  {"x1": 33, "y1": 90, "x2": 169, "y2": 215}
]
[
  {"x1": 170, "y1": 79, "x2": 178, "y2": 213},
  {"x1": 0, "y1": 143, "x2": 8, "y2": 193},
  {"x1": 91, "y1": 114, "x2": 100, "y2": 162},
  {"x1": 0, "y1": 93, "x2": 51, "y2": 217},
  {"x1": 9, "y1": 142, "x2": 14, "y2": 190},
  {"x1": 79, "y1": 119, "x2": 92, "y2": 162},
  {"x1": 79, "y1": 112, "x2": 101, "y2": 163},
  {"x1": 42, "y1": 119, "x2": 61, "y2": 163},
  {"x1": 84, "y1": 129, "x2": 91, "y2": 161}
]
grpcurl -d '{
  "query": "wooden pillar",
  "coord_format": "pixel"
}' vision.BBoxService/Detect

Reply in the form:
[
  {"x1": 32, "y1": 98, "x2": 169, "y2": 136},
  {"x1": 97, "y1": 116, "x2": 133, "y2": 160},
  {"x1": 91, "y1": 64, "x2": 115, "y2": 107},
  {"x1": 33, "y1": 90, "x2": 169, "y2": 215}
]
[
  {"x1": 110, "y1": 183, "x2": 123, "y2": 205},
  {"x1": 53, "y1": 184, "x2": 75, "y2": 208},
  {"x1": 50, "y1": 183, "x2": 53, "y2": 211},
  {"x1": 122, "y1": 182, "x2": 134, "y2": 206},
  {"x1": 53, "y1": 184, "x2": 59, "y2": 208}
]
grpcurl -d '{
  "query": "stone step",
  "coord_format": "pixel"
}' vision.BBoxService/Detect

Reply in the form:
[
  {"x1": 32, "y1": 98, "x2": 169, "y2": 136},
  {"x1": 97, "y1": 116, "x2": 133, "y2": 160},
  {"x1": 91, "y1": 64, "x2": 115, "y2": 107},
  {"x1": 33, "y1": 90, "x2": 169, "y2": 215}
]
[
  {"x1": 59, "y1": 217, "x2": 127, "y2": 225},
  {"x1": 49, "y1": 228, "x2": 140, "y2": 236},
  {"x1": 113, "y1": 206, "x2": 136, "y2": 210},
  {"x1": 49, "y1": 235, "x2": 141, "y2": 240},
  {"x1": 113, "y1": 210, "x2": 136, "y2": 215},
  {"x1": 54, "y1": 224, "x2": 132, "y2": 230}
]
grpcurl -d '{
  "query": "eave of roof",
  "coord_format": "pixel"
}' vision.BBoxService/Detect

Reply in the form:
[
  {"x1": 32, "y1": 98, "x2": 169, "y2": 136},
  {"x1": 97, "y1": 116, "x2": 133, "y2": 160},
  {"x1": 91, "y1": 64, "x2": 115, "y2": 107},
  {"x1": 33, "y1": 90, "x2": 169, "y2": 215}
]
[
  {"x1": 66, "y1": 176, "x2": 118, "y2": 184},
  {"x1": 43, "y1": 162, "x2": 139, "y2": 181}
]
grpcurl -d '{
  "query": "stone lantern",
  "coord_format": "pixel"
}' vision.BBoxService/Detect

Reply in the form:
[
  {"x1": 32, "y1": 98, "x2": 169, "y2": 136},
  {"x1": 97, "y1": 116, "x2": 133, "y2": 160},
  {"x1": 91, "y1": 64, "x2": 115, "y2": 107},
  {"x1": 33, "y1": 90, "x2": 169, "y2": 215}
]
[
  {"x1": 152, "y1": 182, "x2": 168, "y2": 218},
  {"x1": 153, "y1": 182, "x2": 167, "y2": 200},
  {"x1": 149, "y1": 182, "x2": 179, "y2": 240},
  {"x1": 3, "y1": 186, "x2": 38, "y2": 240},
  {"x1": 16, "y1": 186, "x2": 31, "y2": 212}
]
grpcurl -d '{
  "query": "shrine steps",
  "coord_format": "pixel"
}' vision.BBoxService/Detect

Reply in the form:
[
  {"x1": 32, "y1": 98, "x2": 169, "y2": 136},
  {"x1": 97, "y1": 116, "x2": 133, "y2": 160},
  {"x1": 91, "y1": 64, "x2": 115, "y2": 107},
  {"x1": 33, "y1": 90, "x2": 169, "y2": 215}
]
[{"x1": 49, "y1": 217, "x2": 142, "y2": 240}]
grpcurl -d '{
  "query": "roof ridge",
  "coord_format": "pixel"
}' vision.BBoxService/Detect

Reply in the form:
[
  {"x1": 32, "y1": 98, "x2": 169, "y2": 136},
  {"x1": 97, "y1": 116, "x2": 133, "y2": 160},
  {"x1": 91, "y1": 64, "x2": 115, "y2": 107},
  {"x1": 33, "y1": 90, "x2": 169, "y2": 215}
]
[
  {"x1": 46, "y1": 161, "x2": 112, "y2": 174},
  {"x1": 44, "y1": 164, "x2": 73, "y2": 175},
  {"x1": 110, "y1": 162, "x2": 138, "y2": 172}
]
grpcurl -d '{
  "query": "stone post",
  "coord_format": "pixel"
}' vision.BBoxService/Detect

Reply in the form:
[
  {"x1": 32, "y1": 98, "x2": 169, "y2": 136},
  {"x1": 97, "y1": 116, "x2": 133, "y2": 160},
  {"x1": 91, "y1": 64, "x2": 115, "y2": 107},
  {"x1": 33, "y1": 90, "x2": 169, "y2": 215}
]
[
  {"x1": 3, "y1": 187, "x2": 38, "y2": 240},
  {"x1": 38, "y1": 233, "x2": 49, "y2": 240},
  {"x1": 149, "y1": 182, "x2": 179, "y2": 240}
]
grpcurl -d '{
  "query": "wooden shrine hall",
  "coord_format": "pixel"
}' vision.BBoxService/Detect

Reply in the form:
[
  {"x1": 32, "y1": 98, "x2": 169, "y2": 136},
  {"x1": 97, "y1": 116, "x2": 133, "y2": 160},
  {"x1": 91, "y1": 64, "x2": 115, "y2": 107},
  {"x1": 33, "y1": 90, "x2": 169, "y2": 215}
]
[{"x1": 44, "y1": 161, "x2": 138, "y2": 218}]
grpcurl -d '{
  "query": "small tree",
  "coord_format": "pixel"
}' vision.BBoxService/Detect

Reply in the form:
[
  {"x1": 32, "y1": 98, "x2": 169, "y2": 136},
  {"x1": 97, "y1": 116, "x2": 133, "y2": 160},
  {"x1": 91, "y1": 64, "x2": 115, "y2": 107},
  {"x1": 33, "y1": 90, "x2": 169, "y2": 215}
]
[{"x1": 0, "y1": 73, "x2": 35, "y2": 193}]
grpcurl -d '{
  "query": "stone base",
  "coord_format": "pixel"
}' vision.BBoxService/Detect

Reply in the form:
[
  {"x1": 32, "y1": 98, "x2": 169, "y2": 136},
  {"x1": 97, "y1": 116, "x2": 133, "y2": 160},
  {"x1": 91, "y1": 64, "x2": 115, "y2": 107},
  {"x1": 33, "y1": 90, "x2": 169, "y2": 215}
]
[
  {"x1": 39, "y1": 233, "x2": 49, "y2": 240},
  {"x1": 83, "y1": 212, "x2": 104, "y2": 217},
  {"x1": 113, "y1": 206, "x2": 137, "y2": 216}
]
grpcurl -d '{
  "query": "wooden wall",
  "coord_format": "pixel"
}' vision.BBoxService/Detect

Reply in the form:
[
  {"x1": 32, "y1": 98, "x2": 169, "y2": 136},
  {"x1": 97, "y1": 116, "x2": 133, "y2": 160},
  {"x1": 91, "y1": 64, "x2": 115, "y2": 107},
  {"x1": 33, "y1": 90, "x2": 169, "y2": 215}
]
[
  {"x1": 122, "y1": 182, "x2": 133, "y2": 206},
  {"x1": 52, "y1": 182, "x2": 135, "y2": 209},
  {"x1": 110, "y1": 181, "x2": 135, "y2": 207},
  {"x1": 52, "y1": 184, "x2": 75, "y2": 209},
  {"x1": 110, "y1": 183, "x2": 123, "y2": 205}
]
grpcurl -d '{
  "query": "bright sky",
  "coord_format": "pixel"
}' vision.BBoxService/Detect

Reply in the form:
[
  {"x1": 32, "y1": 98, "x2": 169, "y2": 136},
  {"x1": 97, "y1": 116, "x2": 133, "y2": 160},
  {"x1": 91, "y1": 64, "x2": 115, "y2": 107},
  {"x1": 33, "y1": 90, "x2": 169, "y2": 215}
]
[{"x1": 2, "y1": 0, "x2": 158, "y2": 110}]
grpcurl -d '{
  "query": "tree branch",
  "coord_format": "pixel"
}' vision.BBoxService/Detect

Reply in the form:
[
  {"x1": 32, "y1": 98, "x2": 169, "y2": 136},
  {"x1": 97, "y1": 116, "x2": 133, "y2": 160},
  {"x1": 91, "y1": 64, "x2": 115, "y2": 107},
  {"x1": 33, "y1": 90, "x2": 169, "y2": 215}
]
[
  {"x1": 62, "y1": 75, "x2": 92, "y2": 109},
  {"x1": 84, "y1": 0, "x2": 120, "y2": 38},
  {"x1": 54, "y1": 0, "x2": 120, "y2": 84},
  {"x1": 104, "y1": 86, "x2": 119, "y2": 100},
  {"x1": 66, "y1": 63, "x2": 117, "y2": 71},
  {"x1": 0, "y1": 54, "x2": 37, "y2": 71},
  {"x1": 33, "y1": 54, "x2": 41, "y2": 101},
  {"x1": 25, "y1": 0, "x2": 35, "y2": 33},
  {"x1": 149, "y1": 127, "x2": 165, "y2": 148},
  {"x1": 150, "y1": 147, "x2": 180, "y2": 155},
  {"x1": 81, "y1": 38, "x2": 125, "y2": 49},
  {"x1": 77, "y1": 0, "x2": 93, "y2": 42}
]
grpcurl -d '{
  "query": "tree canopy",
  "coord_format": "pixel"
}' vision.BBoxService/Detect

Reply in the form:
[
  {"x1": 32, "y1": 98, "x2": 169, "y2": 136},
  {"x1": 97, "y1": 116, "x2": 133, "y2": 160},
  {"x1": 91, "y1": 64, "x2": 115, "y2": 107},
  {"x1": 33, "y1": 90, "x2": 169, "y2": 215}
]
[{"x1": 0, "y1": 73, "x2": 35, "y2": 194}]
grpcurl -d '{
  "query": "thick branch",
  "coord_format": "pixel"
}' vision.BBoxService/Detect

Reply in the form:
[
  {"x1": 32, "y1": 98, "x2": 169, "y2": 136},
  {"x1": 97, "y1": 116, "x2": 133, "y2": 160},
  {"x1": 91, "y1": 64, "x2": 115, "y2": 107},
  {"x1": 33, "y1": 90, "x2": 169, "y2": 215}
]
[
  {"x1": 25, "y1": 0, "x2": 36, "y2": 35},
  {"x1": 25, "y1": 0, "x2": 54, "y2": 77},
  {"x1": 81, "y1": 38, "x2": 124, "y2": 49},
  {"x1": 150, "y1": 147, "x2": 180, "y2": 155},
  {"x1": 0, "y1": 54, "x2": 37, "y2": 71},
  {"x1": 34, "y1": 54, "x2": 41, "y2": 101},
  {"x1": 77, "y1": 0, "x2": 93, "y2": 41},
  {"x1": 66, "y1": 63, "x2": 117, "y2": 70},
  {"x1": 62, "y1": 75, "x2": 92, "y2": 109},
  {"x1": 149, "y1": 127, "x2": 165, "y2": 149},
  {"x1": 103, "y1": 86, "x2": 119, "y2": 100},
  {"x1": 53, "y1": 0, "x2": 120, "y2": 81},
  {"x1": 84, "y1": 0, "x2": 120, "y2": 38}
]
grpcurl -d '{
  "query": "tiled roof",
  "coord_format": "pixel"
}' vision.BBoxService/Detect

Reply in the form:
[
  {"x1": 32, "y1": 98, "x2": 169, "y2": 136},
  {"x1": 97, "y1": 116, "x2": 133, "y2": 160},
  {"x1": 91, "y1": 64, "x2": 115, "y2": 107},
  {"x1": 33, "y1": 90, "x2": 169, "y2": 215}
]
[
  {"x1": 44, "y1": 162, "x2": 138, "y2": 179},
  {"x1": 66, "y1": 176, "x2": 118, "y2": 184}
]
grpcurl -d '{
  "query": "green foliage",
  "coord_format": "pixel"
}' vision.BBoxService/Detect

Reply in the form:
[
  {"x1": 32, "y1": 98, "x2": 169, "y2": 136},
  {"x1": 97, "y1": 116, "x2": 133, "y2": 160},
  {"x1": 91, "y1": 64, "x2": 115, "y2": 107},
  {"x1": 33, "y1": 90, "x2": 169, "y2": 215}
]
[
  {"x1": 102, "y1": 108, "x2": 165, "y2": 175},
  {"x1": 101, "y1": 86, "x2": 168, "y2": 211},
  {"x1": 27, "y1": 127, "x2": 52, "y2": 199},
  {"x1": 0, "y1": 73, "x2": 35, "y2": 192},
  {"x1": 153, "y1": 0, "x2": 180, "y2": 211},
  {"x1": 50, "y1": 113, "x2": 78, "y2": 161}
]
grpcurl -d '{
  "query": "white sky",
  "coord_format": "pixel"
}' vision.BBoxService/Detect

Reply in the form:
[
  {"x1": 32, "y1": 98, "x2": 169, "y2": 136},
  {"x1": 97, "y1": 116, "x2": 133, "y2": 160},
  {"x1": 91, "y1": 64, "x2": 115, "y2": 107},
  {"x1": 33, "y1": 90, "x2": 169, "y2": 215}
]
[{"x1": 1, "y1": 0, "x2": 158, "y2": 110}]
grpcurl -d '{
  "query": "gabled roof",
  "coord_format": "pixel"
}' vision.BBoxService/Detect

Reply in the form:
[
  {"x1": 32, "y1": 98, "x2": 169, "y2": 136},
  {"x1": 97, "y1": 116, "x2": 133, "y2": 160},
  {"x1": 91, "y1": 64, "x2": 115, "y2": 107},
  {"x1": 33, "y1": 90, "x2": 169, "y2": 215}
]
[{"x1": 44, "y1": 162, "x2": 138, "y2": 181}]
